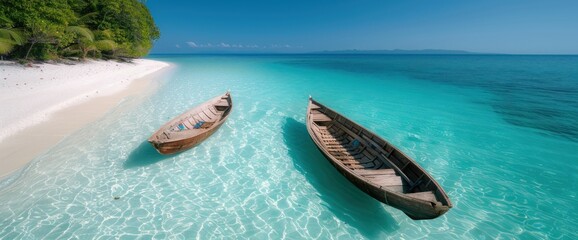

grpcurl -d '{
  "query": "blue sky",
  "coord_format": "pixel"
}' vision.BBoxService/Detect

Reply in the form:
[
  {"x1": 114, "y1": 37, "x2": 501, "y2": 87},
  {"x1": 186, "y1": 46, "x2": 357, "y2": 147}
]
[{"x1": 146, "y1": 0, "x2": 578, "y2": 54}]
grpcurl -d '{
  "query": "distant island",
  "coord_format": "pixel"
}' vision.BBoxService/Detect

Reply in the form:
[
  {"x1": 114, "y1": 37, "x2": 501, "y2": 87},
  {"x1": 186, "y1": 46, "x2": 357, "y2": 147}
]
[{"x1": 311, "y1": 49, "x2": 479, "y2": 55}]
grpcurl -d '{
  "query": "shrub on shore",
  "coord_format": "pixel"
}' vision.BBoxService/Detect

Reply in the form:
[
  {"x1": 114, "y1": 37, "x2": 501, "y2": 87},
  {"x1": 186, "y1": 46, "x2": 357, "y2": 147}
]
[{"x1": 0, "y1": 0, "x2": 159, "y2": 61}]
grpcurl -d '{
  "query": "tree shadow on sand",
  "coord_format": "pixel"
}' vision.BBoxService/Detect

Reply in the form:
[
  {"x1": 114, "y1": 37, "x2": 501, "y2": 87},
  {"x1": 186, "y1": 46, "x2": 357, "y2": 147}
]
[
  {"x1": 123, "y1": 140, "x2": 177, "y2": 169},
  {"x1": 282, "y1": 118, "x2": 399, "y2": 238}
]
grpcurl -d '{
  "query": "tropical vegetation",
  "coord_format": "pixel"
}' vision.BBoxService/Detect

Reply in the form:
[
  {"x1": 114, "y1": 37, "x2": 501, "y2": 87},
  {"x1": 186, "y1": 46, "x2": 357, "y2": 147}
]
[{"x1": 0, "y1": 0, "x2": 159, "y2": 61}]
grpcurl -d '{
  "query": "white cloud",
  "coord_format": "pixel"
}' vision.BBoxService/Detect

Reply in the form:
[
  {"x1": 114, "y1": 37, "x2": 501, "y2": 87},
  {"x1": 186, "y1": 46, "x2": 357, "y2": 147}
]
[
  {"x1": 267, "y1": 44, "x2": 293, "y2": 49},
  {"x1": 183, "y1": 41, "x2": 296, "y2": 50},
  {"x1": 175, "y1": 44, "x2": 180, "y2": 48}
]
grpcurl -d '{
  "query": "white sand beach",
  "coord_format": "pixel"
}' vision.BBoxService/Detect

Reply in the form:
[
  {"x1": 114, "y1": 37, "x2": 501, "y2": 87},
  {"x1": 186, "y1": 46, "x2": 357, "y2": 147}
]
[{"x1": 0, "y1": 59, "x2": 170, "y2": 177}]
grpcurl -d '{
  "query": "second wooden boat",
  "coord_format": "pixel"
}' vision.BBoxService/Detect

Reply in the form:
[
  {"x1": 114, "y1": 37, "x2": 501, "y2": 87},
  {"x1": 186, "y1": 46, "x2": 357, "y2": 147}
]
[
  {"x1": 306, "y1": 97, "x2": 452, "y2": 220},
  {"x1": 148, "y1": 92, "x2": 232, "y2": 154}
]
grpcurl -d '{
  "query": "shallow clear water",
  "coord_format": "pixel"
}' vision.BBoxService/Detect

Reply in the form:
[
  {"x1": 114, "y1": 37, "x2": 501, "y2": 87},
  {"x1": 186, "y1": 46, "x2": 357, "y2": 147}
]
[{"x1": 1, "y1": 55, "x2": 577, "y2": 239}]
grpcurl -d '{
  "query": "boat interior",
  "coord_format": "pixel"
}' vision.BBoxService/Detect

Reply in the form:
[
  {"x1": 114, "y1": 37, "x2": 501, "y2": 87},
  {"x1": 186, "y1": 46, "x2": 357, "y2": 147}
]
[
  {"x1": 309, "y1": 102, "x2": 445, "y2": 204},
  {"x1": 171, "y1": 96, "x2": 231, "y2": 132}
]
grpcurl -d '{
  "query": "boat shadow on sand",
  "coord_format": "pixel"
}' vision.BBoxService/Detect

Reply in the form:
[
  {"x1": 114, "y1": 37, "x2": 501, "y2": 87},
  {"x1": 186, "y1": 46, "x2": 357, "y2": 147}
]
[
  {"x1": 123, "y1": 140, "x2": 177, "y2": 169},
  {"x1": 282, "y1": 117, "x2": 399, "y2": 238}
]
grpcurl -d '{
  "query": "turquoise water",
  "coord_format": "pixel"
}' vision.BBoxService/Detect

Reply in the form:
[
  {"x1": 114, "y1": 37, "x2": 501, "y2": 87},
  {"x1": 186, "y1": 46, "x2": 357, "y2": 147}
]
[{"x1": 1, "y1": 55, "x2": 577, "y2": 239}]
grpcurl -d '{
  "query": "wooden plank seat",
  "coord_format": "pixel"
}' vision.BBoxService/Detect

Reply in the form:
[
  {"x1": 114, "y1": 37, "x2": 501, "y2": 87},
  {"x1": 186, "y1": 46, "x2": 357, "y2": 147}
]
[
  {"x1": 353, "y1": 168, "x2": 396, "y2": 176},
  {"x1": 312, "y1": 113, "x2": 332, "y2": 122},
  {"x1": 332, "y1": 152, "x2": 361, "y2": 158},
  {"x1": 365, "y1": 175, "x2": 403, "y2": 192},
  {"x1": 315, "y1": 125, "x2": 328, "y2": 131},
  {"x1": 327, "y1": 146, "x2": 358, "y2": 152},
  {"x1": 405, "y1": 191, "x2": 437, "y2": 202},
  {"x1": 345, "y1": 162, "x2": 377, "y2": 169},
  {"x1": 342, "y1": 158, "x2": 374, "y2": 164},
  {"x1": 321, "y1": 134, "x2": 346, "y2": 140},
  {"x1": 325, "y1": 143, "x2": 353, "y2": 148},
  {"x1": 188, "y1": 117, "x2": 200, "y2": 126},
  {"x1": 326, "y1": 142, "x2": 353, "y2": 148},
  {"x1": 327, "y1": 147, "x2": 353, "y2": 152},
  {"x1": 326, "y1": 145, "x2": 354, "y2": 150},
  {"x1": 198, "y1": 113, "x2": 212, "y2": 122},
  {"x1": 203, "y1": 110, "x2": 216, "y2": 120},
  {"x1": 326, "y1": 144, "x2": 353, "y2": 150},
  {"x1": 182, "y1": 119, "x2": 195, "y2": 129},
  {"x1": 208, "y1": 106, "x2": 219, "y2": 115},
  {"x1": 335, "y1": 156, "x2": 363, "y2": 162},
  {"x1": 324, "y1": 139, "x2": 348, "y2": 144},
  {"x1": 330, "y1": 149, "x2": 363, "y2": 156}
]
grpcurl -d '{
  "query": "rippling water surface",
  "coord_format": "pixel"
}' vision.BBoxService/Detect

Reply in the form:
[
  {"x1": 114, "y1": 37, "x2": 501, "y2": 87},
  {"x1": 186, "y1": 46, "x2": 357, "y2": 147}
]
[{"x1": 1, "y1": 55, "x2": 577, "y2": 239}]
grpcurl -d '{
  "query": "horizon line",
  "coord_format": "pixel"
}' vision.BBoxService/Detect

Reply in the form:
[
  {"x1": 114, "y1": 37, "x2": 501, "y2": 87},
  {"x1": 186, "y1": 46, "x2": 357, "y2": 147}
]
[
  {"x1": 149, "y1": 48, "x2": 578, "y2": 55},
  {"x1": 148, "y1": 52, "x2": 578, "y2": 56}
]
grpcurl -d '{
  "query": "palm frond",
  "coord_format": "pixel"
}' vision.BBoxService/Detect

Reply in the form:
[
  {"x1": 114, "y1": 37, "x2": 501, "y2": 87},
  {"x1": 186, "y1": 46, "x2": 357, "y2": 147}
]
[
  {"x1": 0, "y1": 28, "x2": 25, "y2": 45},
  {"x1": 0, "y1": 40, "x2": 15, "y2": 54},
  {"x1": 66, "y1": 26, "x2": 94, "y2": 41}
]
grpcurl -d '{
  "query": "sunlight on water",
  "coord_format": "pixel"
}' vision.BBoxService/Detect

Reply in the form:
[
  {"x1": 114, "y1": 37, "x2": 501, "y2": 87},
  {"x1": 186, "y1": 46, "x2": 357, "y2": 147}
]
[{"x1": 1, "y1": 55, "x2": 577, "y2": 239}]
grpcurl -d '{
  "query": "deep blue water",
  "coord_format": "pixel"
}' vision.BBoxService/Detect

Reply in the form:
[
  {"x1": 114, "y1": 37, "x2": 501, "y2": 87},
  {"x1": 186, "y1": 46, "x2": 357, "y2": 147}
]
[{"x1": 1, "y1": 54, "x2": 577, "y2": 239}]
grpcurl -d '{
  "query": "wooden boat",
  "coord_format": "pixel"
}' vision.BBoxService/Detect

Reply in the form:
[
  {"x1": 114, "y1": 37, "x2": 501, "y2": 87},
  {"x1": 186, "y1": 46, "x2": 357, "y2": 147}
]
[
  {"x1": 148, "y1": 92, "x2": 232, "y2": 154},
  {"x1": 306, "y1": 98, "x2": 452, "y2": 220}
]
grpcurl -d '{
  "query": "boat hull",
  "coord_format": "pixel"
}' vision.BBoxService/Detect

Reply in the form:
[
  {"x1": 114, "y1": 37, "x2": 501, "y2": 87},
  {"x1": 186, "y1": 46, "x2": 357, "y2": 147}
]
[
  {"x1": 148, "y1": 92, "x2": 232, "y2": 154},
  {"x1": 150, "y1": 121, "x2": 226, "y2": 154},
  {"x1": 306, "y1": 98, "x2": 451, "y2": 220}
]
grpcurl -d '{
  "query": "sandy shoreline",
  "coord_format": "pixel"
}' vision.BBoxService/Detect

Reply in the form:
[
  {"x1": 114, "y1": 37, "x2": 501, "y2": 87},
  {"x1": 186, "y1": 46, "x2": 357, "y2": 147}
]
[{"x1": 0, "y1": 59, "x2": 171, "y2": 178}]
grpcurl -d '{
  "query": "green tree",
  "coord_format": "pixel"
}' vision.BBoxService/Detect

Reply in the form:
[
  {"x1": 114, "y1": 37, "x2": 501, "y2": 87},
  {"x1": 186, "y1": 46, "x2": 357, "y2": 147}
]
[
  {"x1": 0, "y1": 0, "x2": 159, "y2": 61},
  {"x1": 1, "y1": 0, "x2": 77, "y2": 60},
  {"x1": 90, "y1": 0, "x2": 159, "y2": 57}
]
